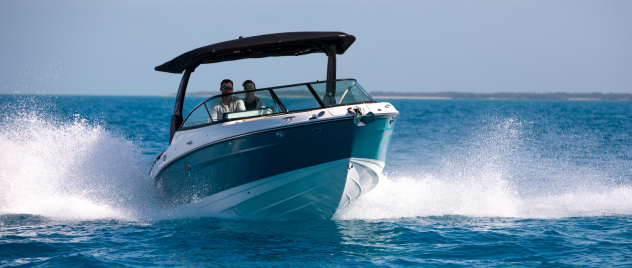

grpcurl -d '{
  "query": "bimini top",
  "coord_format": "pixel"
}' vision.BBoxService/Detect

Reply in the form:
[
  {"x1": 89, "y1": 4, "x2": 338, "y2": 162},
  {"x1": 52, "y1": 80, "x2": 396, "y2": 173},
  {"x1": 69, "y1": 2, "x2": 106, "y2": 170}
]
[{"x1": 155, "y1": 31, "x2": 355, "y2": 74}]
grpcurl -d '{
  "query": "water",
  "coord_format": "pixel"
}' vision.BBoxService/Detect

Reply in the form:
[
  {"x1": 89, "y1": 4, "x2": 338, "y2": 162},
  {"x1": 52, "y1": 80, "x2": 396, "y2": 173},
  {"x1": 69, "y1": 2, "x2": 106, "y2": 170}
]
[{"x1": 1, "y1": 95, "x2": 631, "y2": 266}]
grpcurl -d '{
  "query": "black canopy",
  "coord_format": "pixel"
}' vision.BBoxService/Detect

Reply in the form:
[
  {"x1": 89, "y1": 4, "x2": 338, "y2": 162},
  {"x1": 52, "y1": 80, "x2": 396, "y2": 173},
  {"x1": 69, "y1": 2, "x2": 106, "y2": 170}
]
[{"x1": 155, "y1": 32, "x2": 355, "y2": 74}]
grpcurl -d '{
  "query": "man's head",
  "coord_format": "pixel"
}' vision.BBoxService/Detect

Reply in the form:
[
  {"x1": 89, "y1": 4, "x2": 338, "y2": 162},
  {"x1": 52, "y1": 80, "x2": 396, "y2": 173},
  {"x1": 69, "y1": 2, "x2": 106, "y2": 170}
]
[
  {"x1": 243, "y1": 80, "x2": 256, "y2": 91},
  {"x1": 220, "y1": 79, "x2": 233, "y2": 93}
]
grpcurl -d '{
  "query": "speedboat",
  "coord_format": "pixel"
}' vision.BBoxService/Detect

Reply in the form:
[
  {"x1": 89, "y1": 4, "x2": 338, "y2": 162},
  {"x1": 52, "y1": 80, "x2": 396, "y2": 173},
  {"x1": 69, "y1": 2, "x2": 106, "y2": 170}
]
[{"x1": 149, "y1": 32, "x2": 399, "y2": 220}]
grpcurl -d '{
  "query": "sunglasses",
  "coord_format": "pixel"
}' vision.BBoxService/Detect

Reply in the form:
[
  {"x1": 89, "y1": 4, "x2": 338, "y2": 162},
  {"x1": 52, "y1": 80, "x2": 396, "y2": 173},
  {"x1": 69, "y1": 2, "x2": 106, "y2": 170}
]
[
  {"x1": 221, "y1": 87, "x2": 233, "y2": 91},
  {"x1": 244, "y1": 85, "x2": 255, "y2": 90}
]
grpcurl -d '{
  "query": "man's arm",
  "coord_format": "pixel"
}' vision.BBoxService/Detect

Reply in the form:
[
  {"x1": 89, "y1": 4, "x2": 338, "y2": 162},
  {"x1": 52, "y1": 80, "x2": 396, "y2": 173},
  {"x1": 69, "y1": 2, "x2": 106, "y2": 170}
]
[
  {"x1": 210, "y1": 103, "x2": 220, "y2": 121},
  {"x1": 257, "y1": 98, "x2": 266, "y2": 109},
  {"x1": 235, "y1": 100, "x2": 246, "y2": 112}
]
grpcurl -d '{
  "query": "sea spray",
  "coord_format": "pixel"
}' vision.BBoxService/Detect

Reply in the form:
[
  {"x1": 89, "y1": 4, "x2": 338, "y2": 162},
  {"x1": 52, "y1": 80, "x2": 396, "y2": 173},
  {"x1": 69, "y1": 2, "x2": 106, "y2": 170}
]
[
  {"x1": 336, "y1": 116, "x2": 632, "y2": 220},
  {"x1": 1, "y1": 97, "x2": 630, "y2": 222},
  {"x1": 0, "y1": 102, "x2": 238, "y2": 221},
  {"x1": 1, "y1": 97, "x2": 631, "y2": 266},
  {"x1": 0, "y1": 112, "x2": 153, "y2": 219}
]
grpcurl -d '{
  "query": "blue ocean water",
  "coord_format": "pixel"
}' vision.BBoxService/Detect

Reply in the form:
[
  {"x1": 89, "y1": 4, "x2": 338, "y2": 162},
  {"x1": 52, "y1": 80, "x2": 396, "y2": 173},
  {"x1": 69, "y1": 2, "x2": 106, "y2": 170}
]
[{"x1": 1, "y1": 95, "x2": 631, "y2": 267}]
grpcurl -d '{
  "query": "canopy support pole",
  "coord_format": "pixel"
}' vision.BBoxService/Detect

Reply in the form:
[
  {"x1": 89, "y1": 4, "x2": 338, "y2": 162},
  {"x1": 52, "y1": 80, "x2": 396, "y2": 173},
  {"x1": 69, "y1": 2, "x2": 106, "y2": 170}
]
[
  {"x1": 324, "y1": 44, "x2": 337, "y2": 105},
  {"x1": 170, "y1": 69, "x2": 192, "y2": 144}
]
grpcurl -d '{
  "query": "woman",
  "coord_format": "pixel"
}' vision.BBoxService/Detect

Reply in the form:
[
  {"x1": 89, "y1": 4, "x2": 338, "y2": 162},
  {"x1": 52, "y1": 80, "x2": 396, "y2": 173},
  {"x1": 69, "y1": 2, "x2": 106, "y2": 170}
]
[{"x1": 242, "y1": 80, "x2": 266, "y2": 110}]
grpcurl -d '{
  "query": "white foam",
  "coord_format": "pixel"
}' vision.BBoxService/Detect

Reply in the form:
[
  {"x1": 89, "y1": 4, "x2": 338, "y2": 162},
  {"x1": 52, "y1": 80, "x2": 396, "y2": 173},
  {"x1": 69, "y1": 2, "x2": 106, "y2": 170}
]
[
  {"x1": 0, "y1": 112, "x2": 153, "y2": 220},
  {"x1": 336, "y1": 118, "x2": 632, "y2": 220},
  {"x1": 520, "y1": 186, "x2": 632, "y2": 218},
  {"x1": 2, "y1": 113, "x2": 629, "y2": 221},
  {"x1": 335, "y1": 174, "x2": 632, "y2": 220},
  {"x1": 0, "y1": 111, "x2": 239, "y2": 221}
]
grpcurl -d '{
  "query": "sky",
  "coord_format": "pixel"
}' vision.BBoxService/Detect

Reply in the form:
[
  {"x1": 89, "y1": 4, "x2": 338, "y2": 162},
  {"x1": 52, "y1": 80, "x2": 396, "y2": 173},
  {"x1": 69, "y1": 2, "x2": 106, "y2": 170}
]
[{"x1": 1, "y1": 0, "x2": 631, "y2": 95}]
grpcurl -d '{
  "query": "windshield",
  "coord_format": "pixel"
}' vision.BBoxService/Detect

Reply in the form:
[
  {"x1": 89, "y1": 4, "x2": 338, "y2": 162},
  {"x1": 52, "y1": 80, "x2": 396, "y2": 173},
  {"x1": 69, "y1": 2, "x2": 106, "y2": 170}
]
[
  {"x1": 181, "y1": 89, "x2": 281, "y2": 129},
  {"x1": 309, "y1": 80, "x2": 373, "y2": 106},
  {"x1": 180, "y1": 79, "x2": 373, "y2": 130}
]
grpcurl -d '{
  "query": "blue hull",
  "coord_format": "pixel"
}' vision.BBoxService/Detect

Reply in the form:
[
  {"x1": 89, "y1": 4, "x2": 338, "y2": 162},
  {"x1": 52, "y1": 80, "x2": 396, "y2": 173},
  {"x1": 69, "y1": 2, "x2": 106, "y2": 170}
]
[{"x1": 154, "y1": 115, "x2": 396, "y2": 219}]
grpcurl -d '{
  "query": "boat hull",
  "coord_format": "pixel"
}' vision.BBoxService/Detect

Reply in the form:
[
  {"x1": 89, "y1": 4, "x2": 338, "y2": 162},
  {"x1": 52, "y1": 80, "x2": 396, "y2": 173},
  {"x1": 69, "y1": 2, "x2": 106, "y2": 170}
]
[{"x1": 154, "y1": 113, "x2": 396, "y2": 220}]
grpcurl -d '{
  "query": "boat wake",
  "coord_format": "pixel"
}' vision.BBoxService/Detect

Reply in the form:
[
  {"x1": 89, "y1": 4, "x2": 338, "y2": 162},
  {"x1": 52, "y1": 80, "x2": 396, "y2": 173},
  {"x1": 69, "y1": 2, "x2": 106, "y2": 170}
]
[
  {"x1": 0, "y1": 112, "x2": 247, "y2": 221},
  {"x1": 1, "y1": 113, "x2": 630, "y2": 221},
  {"x1": 0, "y1": 112, "x2": 152, "y2": 220},
  {"x1": 335, "y1": 174, "x2": 632, "y2": 220},
  {"x1": 336, "y1": 119, "x2": 632, "y2": 220}
]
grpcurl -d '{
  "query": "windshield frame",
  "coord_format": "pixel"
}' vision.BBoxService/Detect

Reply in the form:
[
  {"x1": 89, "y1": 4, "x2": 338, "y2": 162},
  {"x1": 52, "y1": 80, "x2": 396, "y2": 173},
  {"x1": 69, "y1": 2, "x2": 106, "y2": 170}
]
[{"x1": 179, "y1": 79, "x2": 375, "y2": 131}]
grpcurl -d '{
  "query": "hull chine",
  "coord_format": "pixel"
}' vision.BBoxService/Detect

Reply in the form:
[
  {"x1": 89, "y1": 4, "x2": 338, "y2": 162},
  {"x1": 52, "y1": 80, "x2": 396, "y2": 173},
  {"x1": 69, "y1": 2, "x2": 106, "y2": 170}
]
[
  {"x1": 183, "y1": 159, "x2": 350, "y2": 220},
  {"x1": 176, "y1": 157, "x2": 384, "y2": 220}
]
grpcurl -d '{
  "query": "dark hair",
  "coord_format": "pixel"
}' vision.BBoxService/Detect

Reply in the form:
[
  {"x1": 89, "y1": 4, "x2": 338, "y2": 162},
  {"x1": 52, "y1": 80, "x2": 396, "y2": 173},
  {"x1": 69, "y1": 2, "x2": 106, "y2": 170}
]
[
  {"x1": 242, "y1": 80, "x2": 255, "y2": 88},
  {"x1": 220, "y1": 79, "x2": 233, "y2": 87}
]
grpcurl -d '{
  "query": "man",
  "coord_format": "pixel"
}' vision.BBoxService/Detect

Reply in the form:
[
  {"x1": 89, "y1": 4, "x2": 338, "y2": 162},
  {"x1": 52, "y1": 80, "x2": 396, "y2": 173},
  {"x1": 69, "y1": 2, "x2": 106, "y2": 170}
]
[
  {"x1": 209, "y1": 79, "x2": 245, "y2": 121},
  {"x1": 242, "y1": 80, "x2": 266, "y2": 110}
]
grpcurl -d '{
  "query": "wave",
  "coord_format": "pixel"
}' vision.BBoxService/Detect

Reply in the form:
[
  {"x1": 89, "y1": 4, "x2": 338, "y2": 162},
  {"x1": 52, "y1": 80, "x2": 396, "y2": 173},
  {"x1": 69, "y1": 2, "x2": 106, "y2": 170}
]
[
  {"x1": 0, "y1": 111, "x2": 239, "y2": 221},
  {"x1": 334, "y1": 175, "x2": 632, "y2": 220},
  {"x1": 336, "y1": 118, "x2": 632, "y2": 220},
  {"x1": 1, "y1": 111, "x2": 629, "y2": 221},
  {"x1": 0, "y1": 112, "x2": 153, "y2": 219}
]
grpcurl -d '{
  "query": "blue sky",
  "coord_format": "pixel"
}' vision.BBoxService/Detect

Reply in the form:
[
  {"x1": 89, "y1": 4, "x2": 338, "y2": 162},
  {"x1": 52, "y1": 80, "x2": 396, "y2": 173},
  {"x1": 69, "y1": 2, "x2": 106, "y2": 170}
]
[{"x1": 1, "y1": 0, "x2": 631, "y2": 95}]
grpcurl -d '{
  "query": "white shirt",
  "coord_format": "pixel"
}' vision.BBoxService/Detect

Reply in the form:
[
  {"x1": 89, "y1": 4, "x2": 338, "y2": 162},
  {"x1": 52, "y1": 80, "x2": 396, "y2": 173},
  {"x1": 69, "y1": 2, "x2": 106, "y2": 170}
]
[{"x1": 210, "y1": 96, "x2": 245, "y2": 121}]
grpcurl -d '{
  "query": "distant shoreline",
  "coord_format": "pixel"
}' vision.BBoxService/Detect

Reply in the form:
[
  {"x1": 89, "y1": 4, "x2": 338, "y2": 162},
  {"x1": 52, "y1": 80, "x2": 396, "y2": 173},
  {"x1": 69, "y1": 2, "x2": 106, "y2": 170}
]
[
  {"x1": 368, "y1": 91, "x2": 632, "y2": 100},
  {"x1": 372, "y1": 96, "x2": 611, "y2": 100},
  {"x1": 169, "y1": 91, "x2": 632, "y2": 100},
  {"x1": 371, "y1": 96, "x2": 454, "y2": 100}
]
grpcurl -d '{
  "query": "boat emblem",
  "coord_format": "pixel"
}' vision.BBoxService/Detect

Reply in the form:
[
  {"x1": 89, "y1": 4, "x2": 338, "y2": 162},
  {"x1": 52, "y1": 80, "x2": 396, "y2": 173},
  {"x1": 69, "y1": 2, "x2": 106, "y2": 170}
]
[
  {"x1": 313, "y1": 128, "x2": 322, "y2": 133},
  {"x1": 163, "y1": 155, "x2": 167, "y2": 161},
  {"x1": 183, "y1": 163, "x2": 190, "y2": 170},
  {"x1": 276, "y1": 132, "x2": 286, "y2": 138}
]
